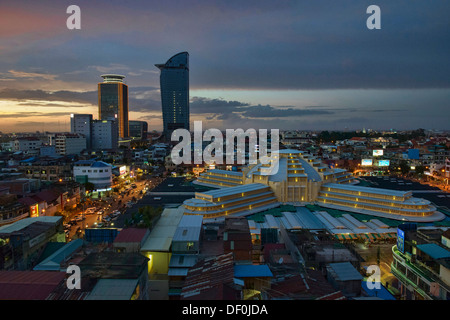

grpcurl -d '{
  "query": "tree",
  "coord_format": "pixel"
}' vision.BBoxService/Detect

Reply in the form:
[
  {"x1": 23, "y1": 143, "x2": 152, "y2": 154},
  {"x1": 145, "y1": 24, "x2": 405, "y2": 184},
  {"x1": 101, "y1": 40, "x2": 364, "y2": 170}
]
[
  {"x1": 399, "y1": 160, "x2": 410, "y2": 175},
  {"x1": 84, "y1": 182, "x2": 95, "y2": 192},
  {"x1": 415, "y1": 165, "x2": 425, "y2": 176}
]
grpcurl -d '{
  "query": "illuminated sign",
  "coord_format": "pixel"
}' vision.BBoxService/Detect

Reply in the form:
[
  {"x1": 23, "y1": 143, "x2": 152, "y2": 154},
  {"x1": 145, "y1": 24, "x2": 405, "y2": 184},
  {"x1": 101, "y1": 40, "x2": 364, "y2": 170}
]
[
  {"x1": 30, "y1": 204, "x2": 39, "y2": 218},
  {"x1": 361, "y1": 159, "x2": 373, "y2": 166},
  {"x1": 377, "y1": 160, "x2": 390, "y2": 167},
  {"x1": 373, "y1": 150, "x2": 383, "y2": 156},
  {"x1": 119, "y1": 166, "x2": 127, "y2": 175},
  {"x1": 397, "y1": 228, "x2": 405, "y2": 254}
]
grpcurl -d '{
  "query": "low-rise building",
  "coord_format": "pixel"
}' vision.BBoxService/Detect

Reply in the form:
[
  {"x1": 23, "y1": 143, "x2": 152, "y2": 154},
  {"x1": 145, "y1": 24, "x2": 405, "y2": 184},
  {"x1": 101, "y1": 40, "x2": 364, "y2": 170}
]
[
  {"x1": 0, "y1": 216, "x2": 64, "y2": 270},
  {"x1": 391, "y1": 224, "x2": 450, "y2": 300},
  {"x1": 73, "y1": 160, "x2": 113, "y2": 190}
]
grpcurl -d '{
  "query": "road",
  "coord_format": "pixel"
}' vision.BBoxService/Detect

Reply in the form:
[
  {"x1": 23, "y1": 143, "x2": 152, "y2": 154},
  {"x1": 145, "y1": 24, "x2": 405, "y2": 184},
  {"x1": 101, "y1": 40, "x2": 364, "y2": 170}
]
[{"x1": 64, "y1": 177, "x2": 163, "y2": 240}]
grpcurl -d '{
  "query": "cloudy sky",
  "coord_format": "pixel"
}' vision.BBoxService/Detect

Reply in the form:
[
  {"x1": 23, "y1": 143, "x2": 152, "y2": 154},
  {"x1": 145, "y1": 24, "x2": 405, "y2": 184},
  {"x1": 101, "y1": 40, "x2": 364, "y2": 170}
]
[{"x1": 0, "y1": 0, "x2": 449, "y2": 133}]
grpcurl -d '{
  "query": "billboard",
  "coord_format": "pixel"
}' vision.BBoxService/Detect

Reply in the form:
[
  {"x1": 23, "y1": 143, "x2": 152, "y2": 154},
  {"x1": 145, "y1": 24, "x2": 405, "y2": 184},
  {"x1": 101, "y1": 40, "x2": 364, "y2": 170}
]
[
  {"x1": 119, "y1": 166, "x2": 127, "y2": 176},
  {"x1": 361, "y1": 159, "x2": 373, "y2": 166},
  {"x1": 30, "y1": 204, "x2": 39, "y2": 218},
  {"x1": 373, "y1": 150, "x2": 384, "y2": 156},
  {"x1": 377, "y1": 160, "x2": 390, "y2": 167},
  {"x1": 397, "y1": 228, "x2": 405, "y2": 254}
]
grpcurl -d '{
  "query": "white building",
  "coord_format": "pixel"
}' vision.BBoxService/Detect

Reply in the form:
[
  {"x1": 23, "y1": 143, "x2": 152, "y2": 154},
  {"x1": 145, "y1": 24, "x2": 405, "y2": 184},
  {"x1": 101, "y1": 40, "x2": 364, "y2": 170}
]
[
  {"x1": 55, "y1": 133, "x2": 86, "y2": 155},
  {"x1": 73, "y1": 160, "x2": 113, "y2": 190},
  {"x1": 14, "y1": 137, "x2": 42, "y2": 154},
  {"x1": 92, "y1": 119, "x2": 119, "y2": 151}
]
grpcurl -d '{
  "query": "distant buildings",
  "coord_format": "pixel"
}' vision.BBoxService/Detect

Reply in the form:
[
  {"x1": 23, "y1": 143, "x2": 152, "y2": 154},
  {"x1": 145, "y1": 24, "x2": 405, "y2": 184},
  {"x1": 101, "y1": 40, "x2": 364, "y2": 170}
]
[
  {"x1": 98, "y1": 74, "x2": 129, "y2": 138},
  {"x1": 0, "y1": 216, "x2": 64, "y2": 270},
  {"x1": 155, "y1": 52, "x2": 190, "y2": 140},
  {"x1": 54, "y1": 133, "x2": 86, "y2": 155},
  {"x1": 129, "y1": 120, "x2": 148, "y2": 140},
  {"x1": 13, "y1": 137, "x2": 42, "y2": 154}
]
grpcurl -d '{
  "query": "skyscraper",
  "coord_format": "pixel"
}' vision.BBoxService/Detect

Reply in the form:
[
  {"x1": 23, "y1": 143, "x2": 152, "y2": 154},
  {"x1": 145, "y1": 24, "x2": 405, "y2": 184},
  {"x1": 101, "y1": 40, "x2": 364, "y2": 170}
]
[
  {"x1": 98, "y1": 74, "x2": 129, "y2": 138},
  {"x1": 155, "y1": 52, "x2": 190, "y2": 140}
]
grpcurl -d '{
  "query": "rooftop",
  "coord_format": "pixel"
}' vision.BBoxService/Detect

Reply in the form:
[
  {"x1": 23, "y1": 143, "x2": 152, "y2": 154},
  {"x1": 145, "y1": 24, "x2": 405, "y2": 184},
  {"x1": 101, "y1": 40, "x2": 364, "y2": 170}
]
[
  {"x1": 327, "y1": 262, "x2": 363, "y2": 281},
  {"x1": 113, "y1": 228, "x2": 149, "y2": 244},
  {"x1": 0, "y1": 271, "x2": 66, "y2": 300},
  {"x1": 417, "y1": 243, "x2": 450, "y2": 260}
]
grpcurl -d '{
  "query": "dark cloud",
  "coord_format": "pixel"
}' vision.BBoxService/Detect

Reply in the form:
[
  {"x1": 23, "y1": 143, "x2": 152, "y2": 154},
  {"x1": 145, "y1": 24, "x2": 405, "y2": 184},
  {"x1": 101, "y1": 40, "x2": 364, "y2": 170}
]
[
  {"x1": 1, "y1": 111, "x2": 73, "y2": 118},
  {"x1": 0, "y1": 89, "x2": 97, "y2": 104},
  {"x1": 240, "y1": 105, "x2": 333, "y2": 118}
]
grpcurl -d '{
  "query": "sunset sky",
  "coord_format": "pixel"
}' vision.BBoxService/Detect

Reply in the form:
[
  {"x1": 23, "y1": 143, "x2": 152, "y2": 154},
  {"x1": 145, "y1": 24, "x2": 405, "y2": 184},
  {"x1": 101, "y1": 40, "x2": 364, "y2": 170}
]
[{"x1": 0, "y1": 0, "x2": 449, "y2": 133}]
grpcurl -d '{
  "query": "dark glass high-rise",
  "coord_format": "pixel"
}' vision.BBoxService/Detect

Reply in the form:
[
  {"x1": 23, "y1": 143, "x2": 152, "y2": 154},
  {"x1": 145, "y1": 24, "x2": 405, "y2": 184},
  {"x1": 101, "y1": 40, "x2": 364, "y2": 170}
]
[{"x1": 155, "y1": 52, "x2": 190, "y2": 140}]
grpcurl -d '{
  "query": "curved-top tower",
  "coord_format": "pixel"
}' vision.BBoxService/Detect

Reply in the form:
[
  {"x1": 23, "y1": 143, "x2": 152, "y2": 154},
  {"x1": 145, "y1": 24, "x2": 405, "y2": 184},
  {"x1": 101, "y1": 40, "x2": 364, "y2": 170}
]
[{"x1": 155, "y1": 52, "x2": 190, "y2": 140}]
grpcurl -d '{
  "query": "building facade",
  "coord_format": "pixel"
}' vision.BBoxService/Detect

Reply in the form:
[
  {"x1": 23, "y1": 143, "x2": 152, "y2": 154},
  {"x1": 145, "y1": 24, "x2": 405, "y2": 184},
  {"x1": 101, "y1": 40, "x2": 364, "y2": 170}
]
[
  {"x1": 70, "y1": 114, "x2": 93, "y2": 149},
  {"x1": 129, "y1": 120, "x2": 148, "y2": 139},
  {"x1": 98, "y1": 74, "x2": 129, "y2": 138},
  {"x1": 391, "y1": 224, "x2": 450, "y2": 300},
  {"x1": 91, "y1": 119, "x2": 119, "y2": 151},
  {"x1": 155, "y1": 52, "x2": 190, "y2": 140},
  {"x1": 55, "y1": 133, "x2": 86, "y2": 155},
  {"x1": 73, "y1": 160, "x2": 113, "y2": 190}
]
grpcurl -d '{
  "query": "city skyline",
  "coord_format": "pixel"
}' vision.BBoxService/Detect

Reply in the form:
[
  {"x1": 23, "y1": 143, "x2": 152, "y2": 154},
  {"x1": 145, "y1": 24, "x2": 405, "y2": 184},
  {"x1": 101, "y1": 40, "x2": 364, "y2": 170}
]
[{"x1": 0, "y1": 0, "x2": 449, "y2": 133}]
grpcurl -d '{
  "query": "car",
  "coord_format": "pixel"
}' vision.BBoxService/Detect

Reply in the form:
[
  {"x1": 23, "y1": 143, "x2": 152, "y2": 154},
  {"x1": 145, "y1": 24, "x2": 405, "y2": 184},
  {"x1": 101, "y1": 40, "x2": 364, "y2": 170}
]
[
  {"x1": 97, "y1": 210, "x2": 104, "y2": 215},
  {"x1": 86, "y1": 207, "x2": 96, "y2": 213}
]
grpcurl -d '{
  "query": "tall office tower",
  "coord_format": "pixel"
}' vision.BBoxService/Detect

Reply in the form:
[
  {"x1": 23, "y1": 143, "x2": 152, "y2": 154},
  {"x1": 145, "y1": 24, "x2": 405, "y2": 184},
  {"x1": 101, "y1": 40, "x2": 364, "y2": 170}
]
[
  {"x1": 155, "y1": 52, "x2": 190, "y2": 140},
  {"x1": 70, "y1": 114, "x2": 93, "y2": 149},
  {"x1": 98, "y1": 74, "x2": 129, "y2": 138}
]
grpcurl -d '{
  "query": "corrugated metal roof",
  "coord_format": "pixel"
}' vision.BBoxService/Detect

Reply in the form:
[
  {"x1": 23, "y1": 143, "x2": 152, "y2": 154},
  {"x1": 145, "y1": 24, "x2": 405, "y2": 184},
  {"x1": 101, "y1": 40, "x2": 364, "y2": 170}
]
[
  {"x1": 173, "y1": 226, "x2": 202, "y2": 242},
  {"x1": 113, "y1": 228, "x2": 148, "y2": 243},
  {"x1": 328, "y1": 262, "x2": 363, "y2": 281},
  {"x1": 34, "y1": 239, "x2": 83, "y2": 271},
  {"x1": 0, "y1": 271, "x2": 66, "y2": 300},
  {"x1": 0, "y1": 216, "x2": 62, "y2": 233},
  {"x1": 178, "y1": 214, "x2": 203, "y2": 227}
]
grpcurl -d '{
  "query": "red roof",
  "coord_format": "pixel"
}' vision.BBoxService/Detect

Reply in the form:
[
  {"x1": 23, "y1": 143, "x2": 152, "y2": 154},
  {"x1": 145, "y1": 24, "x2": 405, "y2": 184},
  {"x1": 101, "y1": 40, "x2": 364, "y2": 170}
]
[
  {"x1": 0, "y1": 271, "x2": 66, "y2": 300},
  {"x1": 34, "y1": 190, "x2": 60, "y2": 203},
  {"x1": 113, "y1": 228, "x2": 149, "y2": 243},
  {"x1": 18, "y1": 197, "x2": 38, "y2": 206}
]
